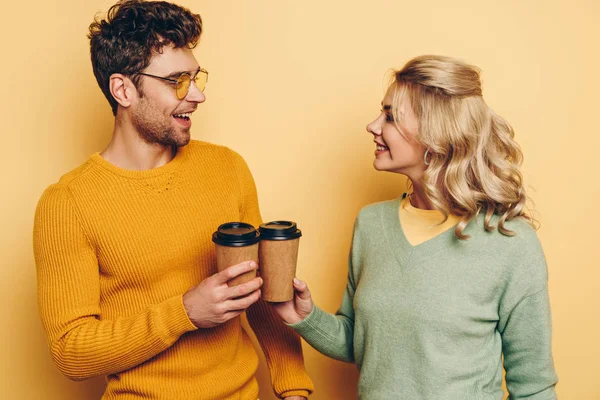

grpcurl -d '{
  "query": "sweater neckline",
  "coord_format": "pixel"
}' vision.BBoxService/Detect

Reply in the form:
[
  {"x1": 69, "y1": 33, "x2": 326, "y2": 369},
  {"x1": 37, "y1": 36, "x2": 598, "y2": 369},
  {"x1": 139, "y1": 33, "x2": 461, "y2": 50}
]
[
  {"x1": 382, "y1": 194, "x2": 460, "y2": 265},
  {"x1": 89, "y1": 145, "x2": 188, "y2": 179}
]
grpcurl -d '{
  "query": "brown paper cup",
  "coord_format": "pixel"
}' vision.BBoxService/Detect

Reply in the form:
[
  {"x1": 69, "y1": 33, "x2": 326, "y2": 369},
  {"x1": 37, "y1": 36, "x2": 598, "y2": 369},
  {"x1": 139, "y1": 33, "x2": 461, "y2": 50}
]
[
  {"x1": 259, "y1": 238, "x2": 300, "y2": 302},
  {"x1": 215, "y1": 242, "x2": 259, "y2": 286}
]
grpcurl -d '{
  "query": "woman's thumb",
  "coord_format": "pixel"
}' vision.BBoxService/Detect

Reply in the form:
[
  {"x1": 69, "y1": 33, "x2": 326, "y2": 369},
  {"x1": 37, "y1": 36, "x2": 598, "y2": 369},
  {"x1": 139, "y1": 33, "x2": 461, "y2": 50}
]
[{"x1": 293, "y1": 278, "x2": 311, "y2": 300}]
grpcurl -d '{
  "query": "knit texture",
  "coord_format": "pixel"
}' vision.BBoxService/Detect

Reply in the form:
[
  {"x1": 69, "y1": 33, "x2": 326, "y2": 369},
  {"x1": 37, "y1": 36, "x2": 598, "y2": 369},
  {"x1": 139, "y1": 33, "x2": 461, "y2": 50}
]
[
  {"x1": 291, "y1": 196, "x2": 558, "y2": 400},
  {"x1": 34, "y1": 140, "x2": 313, "y2": 399}
]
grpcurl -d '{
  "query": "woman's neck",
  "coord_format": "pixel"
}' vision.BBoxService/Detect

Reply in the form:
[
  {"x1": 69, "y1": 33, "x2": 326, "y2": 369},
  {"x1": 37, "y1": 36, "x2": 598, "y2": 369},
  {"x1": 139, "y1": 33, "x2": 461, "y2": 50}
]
[{"x1": 408, "y1": 181, "x2": 436, "y2": 210}]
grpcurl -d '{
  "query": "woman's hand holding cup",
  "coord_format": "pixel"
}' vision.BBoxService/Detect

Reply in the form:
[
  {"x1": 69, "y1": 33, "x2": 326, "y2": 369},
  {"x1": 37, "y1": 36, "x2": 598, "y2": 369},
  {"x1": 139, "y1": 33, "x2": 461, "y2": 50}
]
[{"x1": 270, "y1": 278, "x2": 314, "y2": 324}]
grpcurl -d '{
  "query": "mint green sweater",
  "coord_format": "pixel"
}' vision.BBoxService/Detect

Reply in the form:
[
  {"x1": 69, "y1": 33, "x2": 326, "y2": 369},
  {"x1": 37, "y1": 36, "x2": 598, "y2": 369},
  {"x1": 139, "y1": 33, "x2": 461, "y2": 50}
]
[{"x1": 291, "y1": 197, "x2": 558, "y2": 399}]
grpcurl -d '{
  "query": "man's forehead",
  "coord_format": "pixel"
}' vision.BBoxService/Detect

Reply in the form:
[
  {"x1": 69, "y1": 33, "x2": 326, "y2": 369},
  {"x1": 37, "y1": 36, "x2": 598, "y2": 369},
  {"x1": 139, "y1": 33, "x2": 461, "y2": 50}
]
[{"x1": 146, "y1": 46, "x2": 200, "y2": 73}]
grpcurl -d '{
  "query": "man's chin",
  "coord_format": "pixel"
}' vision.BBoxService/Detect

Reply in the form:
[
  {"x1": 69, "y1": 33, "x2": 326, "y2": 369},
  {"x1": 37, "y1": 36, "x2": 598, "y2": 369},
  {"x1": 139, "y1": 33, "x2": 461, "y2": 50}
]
[
  {"x1": 175, "y1": 132, "x2": 191, "y2": 147},
  {"x1": 163, "y1": 131, "x2": 191, "y2": 148}
]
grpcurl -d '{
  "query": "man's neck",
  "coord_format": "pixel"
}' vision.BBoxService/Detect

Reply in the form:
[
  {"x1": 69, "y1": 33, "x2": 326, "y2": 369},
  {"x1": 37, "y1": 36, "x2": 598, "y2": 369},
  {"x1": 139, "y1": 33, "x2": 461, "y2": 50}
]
[{"x1": 101, "y1": 119, "x2": 175, "y2": 171}]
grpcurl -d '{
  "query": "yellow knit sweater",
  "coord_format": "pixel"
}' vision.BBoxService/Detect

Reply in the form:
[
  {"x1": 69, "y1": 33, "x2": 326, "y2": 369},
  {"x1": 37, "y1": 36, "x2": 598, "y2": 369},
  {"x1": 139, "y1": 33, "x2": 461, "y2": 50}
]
[{"x1": 33, "y1": 140, "x2": 314, "y2": 399}]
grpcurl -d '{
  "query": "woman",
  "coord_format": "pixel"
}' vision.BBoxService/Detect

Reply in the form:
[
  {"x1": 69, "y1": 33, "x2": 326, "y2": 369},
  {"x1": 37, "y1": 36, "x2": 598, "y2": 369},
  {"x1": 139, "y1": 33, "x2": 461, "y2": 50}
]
[{"x1": 271, "y1": 55, "x2": 558, "y2": 399}]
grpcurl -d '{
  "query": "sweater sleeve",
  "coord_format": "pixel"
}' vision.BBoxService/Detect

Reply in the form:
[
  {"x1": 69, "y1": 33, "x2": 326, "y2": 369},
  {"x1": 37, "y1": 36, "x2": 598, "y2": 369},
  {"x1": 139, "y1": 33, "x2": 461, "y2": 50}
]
[
  {"x1": 33, "y1": 185, "x2": 197, "y2": 380},
  {"x1": 232, "y1": 152, "x2": 314, "y2": 398},
  {"x1": 498, "y1": 231, "x2": 558, "y2": 399},
  {"x1": 288, "y1": 218, "x2": 360, "y2": 363}
]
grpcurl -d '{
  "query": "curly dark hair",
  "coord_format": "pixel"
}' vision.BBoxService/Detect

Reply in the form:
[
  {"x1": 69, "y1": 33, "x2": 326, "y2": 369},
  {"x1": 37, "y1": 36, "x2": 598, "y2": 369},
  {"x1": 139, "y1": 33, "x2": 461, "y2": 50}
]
[{"x1": 88, "y1": 0, "x2": 202, "y2": 115}]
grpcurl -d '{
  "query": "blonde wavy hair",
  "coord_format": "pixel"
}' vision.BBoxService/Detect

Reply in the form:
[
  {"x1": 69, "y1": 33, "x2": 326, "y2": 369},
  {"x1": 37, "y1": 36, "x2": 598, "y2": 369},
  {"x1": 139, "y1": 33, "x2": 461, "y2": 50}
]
[{"x1": 390, "y1": 55, "x2": 535, "y2": 239}]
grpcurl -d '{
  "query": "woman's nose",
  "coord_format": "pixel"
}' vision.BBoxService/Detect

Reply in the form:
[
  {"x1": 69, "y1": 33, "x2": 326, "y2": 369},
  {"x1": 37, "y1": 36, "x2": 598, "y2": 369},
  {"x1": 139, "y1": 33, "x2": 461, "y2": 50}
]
[{"x1": 366, "y1": 116, "x2": 382, "y2": 136}]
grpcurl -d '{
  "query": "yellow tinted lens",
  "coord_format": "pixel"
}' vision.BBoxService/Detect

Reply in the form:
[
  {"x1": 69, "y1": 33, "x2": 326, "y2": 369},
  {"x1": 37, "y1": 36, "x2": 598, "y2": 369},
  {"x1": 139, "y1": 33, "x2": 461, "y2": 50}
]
[
  {"x1": 176, "y1": 74, "x2": 191, "y2": 99},
  {"x1": 194, "y1": 71, "x2": 208, "y2": 92}
]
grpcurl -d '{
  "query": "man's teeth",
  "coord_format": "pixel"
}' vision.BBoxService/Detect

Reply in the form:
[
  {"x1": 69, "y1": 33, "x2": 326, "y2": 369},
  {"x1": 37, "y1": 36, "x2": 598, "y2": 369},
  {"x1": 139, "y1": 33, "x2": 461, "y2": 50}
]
[
  {"x1": 174, "y1": 113, "x2": 192, "y2": 118},
  {"x1": 377, "y1": 145, "x2": 388, "y2": 151}
]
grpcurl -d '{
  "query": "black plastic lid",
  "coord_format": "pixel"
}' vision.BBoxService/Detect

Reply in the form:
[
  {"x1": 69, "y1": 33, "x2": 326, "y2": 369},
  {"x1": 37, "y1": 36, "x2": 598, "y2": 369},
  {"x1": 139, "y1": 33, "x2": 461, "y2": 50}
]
[
  {"x1": 212, "y1": 222, "x2": 260, "y2": 247},
  {"x1": 258, "y1": 221, "x2": 302, "y2": 240}
]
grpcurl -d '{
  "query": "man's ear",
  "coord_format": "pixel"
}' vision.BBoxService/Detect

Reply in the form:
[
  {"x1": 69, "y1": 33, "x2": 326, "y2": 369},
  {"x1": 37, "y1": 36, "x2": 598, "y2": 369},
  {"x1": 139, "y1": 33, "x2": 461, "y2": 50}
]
[{"x1": 109, "y1": 73, "x2": 136, "y2": 109}]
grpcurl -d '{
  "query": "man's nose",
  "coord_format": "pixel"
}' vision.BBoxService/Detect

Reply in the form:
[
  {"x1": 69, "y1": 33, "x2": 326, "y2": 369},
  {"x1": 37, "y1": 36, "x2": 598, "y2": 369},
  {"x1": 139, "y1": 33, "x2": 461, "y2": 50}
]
[{"x1": 185, "y1": 81, "x2": 206, "y2": 103}]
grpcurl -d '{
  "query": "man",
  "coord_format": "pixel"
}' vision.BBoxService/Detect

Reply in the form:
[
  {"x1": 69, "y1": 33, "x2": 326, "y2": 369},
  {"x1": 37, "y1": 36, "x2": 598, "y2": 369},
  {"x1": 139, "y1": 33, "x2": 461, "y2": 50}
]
[{"x1": 33, "y1": 1, "x2": 313, "y2": 399}]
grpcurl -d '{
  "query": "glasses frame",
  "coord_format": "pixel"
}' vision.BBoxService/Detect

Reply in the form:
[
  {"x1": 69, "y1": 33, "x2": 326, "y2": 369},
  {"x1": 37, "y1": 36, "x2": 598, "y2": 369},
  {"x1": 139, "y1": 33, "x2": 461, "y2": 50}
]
[{"x1": 133, "y1": 67, "x2": 209, "y2": 99}]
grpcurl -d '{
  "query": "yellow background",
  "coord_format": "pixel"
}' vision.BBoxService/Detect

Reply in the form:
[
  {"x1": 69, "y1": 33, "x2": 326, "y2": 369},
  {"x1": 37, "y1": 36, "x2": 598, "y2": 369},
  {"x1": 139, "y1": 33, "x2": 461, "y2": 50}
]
[{"x1": 1, "y1": 0, "x2": 598, "y2": 398}]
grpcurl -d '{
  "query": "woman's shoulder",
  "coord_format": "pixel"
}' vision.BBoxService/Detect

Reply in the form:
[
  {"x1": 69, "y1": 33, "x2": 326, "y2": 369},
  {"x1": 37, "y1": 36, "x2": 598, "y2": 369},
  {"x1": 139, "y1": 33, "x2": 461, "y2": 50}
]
[
  {"x1": 470, "y1": 213, "x2": 540, "y2": 245},
  {"x1": 355, "y1": 197, "x2": 401, "y2": 224},
  {"x1": 469, "y1": 214, "x2": 547, "y2": 279}
]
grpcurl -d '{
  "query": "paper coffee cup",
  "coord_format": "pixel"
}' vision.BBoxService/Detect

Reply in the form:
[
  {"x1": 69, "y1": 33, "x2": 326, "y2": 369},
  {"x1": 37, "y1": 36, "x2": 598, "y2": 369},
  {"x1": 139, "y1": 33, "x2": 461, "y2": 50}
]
[
  {"x1": 212, "y1": 222, "x2": 260, "y2": 286},
  {"x1": 258, "y1": 221, "x2": 302, "y2": 302}
]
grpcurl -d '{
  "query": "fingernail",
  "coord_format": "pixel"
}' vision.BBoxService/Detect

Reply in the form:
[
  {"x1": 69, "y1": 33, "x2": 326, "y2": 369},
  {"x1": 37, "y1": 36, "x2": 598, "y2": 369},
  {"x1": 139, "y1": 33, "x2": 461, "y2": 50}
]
[
  {"x1": 250, "y1": 261, "x2": 257, "y2": 268},
  {"x1": 293, "y1": 278, "x2": 300, "y2": 284}
]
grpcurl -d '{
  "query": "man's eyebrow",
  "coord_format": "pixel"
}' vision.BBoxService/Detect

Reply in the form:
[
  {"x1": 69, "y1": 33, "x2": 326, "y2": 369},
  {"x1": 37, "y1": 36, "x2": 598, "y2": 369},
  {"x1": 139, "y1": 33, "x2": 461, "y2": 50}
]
[{"x1": 164, "y1": 67, "x2": 201, "y2": 79}]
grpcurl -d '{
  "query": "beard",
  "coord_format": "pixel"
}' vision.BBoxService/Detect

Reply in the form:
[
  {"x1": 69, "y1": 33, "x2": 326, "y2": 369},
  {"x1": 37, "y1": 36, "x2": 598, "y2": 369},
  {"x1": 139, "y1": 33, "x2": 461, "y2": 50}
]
[{"x1": 131, "y1": 95, "x2": 191, "y2": 148}]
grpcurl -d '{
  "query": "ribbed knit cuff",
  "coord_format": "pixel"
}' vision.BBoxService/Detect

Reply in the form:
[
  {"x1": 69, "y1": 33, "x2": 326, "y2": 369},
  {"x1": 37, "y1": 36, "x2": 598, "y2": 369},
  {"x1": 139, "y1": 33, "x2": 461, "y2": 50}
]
[
  {"x1": 287, "y1": 305, "x2": 347, "y2": 355},
  {"x1": 155, "y1": 295, "x2": 198, "y2": 343},
  {"x1": 279, "y1": 389, "x2": 310, "y2": 398},
  {"x1": 287, "y1": 306, "x2": 321, "y2": 337}
]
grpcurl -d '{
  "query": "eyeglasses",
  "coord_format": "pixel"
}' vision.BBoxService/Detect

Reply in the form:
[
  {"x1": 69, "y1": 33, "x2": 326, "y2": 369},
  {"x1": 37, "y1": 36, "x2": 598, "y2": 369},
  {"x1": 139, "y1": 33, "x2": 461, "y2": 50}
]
[{"x1": 134, "y1": 68, "x2": 208, "y2": 100}]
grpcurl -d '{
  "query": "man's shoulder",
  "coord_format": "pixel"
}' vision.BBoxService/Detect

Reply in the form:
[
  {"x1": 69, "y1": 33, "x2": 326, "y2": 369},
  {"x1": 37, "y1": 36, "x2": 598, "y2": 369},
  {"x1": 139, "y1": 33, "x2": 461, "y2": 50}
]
[
  {"x1": 40, "y1": 158, "x2": 96, "y2": 196},
  {"x1": 56, "y1": 159, "x2": 97, "y2": 187},
  {"x1": 183, "y1": 141, "x2": 252, "y2": 177},
  {"x1": 36, "y1": 159, "x2": 97, "y2": 210},
  {"x1": 185, "y1": 140, "x2": 242, "y2": 161}
]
